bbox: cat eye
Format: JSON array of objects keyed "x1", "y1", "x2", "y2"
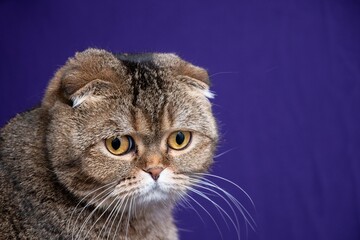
[
  {"x1": 167, "y1": 131, "x2": 192, "y2": 150},
  {"x1": 105, "y1": 135, "x2": 135, "y2": 155}
]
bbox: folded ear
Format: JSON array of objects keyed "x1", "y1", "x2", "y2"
[
  {"x1": 175, "y1": 60, "x2": 215, "y2": 99},
  {"x1": 145, "y1": 53, "x2": 210, "y2": 87},
  {"x1": 69, "y1": 79, "x2": 115, "y2": 108},
  {"x1": 177, "y1": 61, "x2": 210, "y2": 86},
  {"x1": 42, "y1": 48, "x2": 123, "y2": 109}
]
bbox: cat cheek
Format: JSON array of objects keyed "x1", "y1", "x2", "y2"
[{"x1": 81, "y1": 147, "x2": 136, "y2": 182}]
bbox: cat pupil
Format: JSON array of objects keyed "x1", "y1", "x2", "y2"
[
  {"x1": 112, "y1": 138, "x2": 121, "y2": 149},
  {"x1": 176, "y1": 132, "x2": 185, "y2": 145}
]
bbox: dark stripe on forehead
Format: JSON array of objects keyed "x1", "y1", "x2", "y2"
[
  {"x1": 115, "y1": 54, "x2": 164, "y2": 106},
  {"x1": 115, "y1": 53, "x2": 168, "y2": 132}
]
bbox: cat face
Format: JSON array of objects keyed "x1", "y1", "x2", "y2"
[{"x1": 44, "y1": 49, "x2": 218, "y2": 210}]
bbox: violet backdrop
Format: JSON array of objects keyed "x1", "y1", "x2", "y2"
[{"x1": 0, "y1": 0, "x2": 359, "y2": 240}]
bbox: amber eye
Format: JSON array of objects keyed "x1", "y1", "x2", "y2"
[
  {"x1": 105, "y1": 136, "x2": 135, "y2": 155},
  {"x1": 167, "y1": 131, "x2": 192, "y2": 150}
]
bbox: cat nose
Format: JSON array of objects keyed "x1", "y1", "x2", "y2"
[{"x1": 145, "y1": 167, "x2": 164, "y2": 181}]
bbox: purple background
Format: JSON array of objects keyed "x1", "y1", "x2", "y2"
[{"x1": 1, "y1": 1, "x2": 359, "y2": 239}]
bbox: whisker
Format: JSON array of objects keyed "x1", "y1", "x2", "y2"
[
  {"x1": 209, "y1": 71, "x2": 238, "y2": 78},
  {"x1": 187, "y1": 186, "x2": 230, "y2": 229},
  {"x1": 106, "y1": 195, "x2": 128, "y2": 240},
  {"x1": 192, "y1": 173, "x2": 256, "y2": 209},
  {"x1": 93, "y1": 197, "x2": 119, "y2": 238},
  {"x1": 184, "y1": 193, "x2": 224, "y2": 240},
  {"x1": 214, "y1": 148, "x2": 237, "y2": 159},
  {"x1": 113, "y1": 193, "x2": 131, "y2": 240},
  {"x1": 125, "y1": 196, "x2": 135, "y2": 239},
  {"x1": 84, "y1": 194, "x2": 120, "y2": 239},
  {"x1": 188, "y1": 179, "x2": 241, "y2": 239},
  {"x1": 133, "y1": 194, "x2": 138, "y2": 219},
  {"x1": 185, "y1": 185, "x2": 241, "y2": 239},
  {"x1": 75, "y1": 189, "x2": 114, "y2": 240},
  {"x1": 191, "y1": 175, "x2": 257, "y2": 230},
  {"x1": 200, "y1": 177, "x2": 256, "y2": 229},
  {"x1": 72, "y1": 182, "x2": 117, "y2": 239},
  {"x1": 68, "y1": 181, "x2": 116, "y2": 234},
  {"x1": 177, "y1": 190, "x2": 205, "y2": 224}
]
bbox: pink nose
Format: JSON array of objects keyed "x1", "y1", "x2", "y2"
[{"x1": 146, "y1": 167, "x2": 164, "y2": 181}]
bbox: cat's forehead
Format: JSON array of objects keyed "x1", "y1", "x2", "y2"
[
  {"x1": 101, "y1": 54, "x2": 213, "y2": 136},
  {"x1": 115, "y1": 52, "x2": 178, "y2": 87},
  {"x1": 114, "y1": 53, "x2": 175, "y2": 110}
]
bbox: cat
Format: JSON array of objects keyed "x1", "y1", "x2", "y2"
[{"x1": 0, "y1": 48, "x2": 220, "y2": 239}]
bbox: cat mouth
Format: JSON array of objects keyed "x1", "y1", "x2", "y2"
[
  {"x1": 105, "y1": 168, "x2": 187, "y2": 206},
  {"x1": 133, "y1": 170, "x2": 184, "y2": 203}
]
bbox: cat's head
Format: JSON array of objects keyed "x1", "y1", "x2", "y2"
[{"x1": 42, "y1": 48, "x2": 218, "y2": 210}]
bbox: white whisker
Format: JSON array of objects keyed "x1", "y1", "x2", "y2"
[
  {"x1": 209, "y1": 71, "x2": 238, "y2": 78},
  {"x1": 126, "y1": 196, "x2": 135, "y2": 239},
  {"x1": 194, "y1": 176, "x2": 257, "y2": 230},
  {"x1": 113, "y1": 193, "x2": 131, "y2": 240},
  {"x1": 192, "y1": 173, "x2": 256, "y2": 209},
  {"x1": 95, "y1": 195, "x2": 122, "y2": 239},
  {"x1": 214, "y1": 148, "x2": 237, "y2": 159},
  {"x1": 177, "y1": 190, "x2": 205, "y2": 224},
  {"x1": 185, "y1": 186, "x2": 241, "y2": 239},
  {"x1": 71, "y1": 182, "x2": 117, "y2": 239},
  {"x1": 107, "y1": 196, "x2": 128, "y2": 240},
  {"x1": 188, "y1": 179, "x2": 241, "y2": 239},
  {"x1": 75, "y1": 190, "x2": 114, "y2": 240},
  {"x1": 68, "y1": 181, "x2": 116, "y2": 234},
  {"x1": 184, "y1": 193, "x2": 224, "y2": 240}
]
